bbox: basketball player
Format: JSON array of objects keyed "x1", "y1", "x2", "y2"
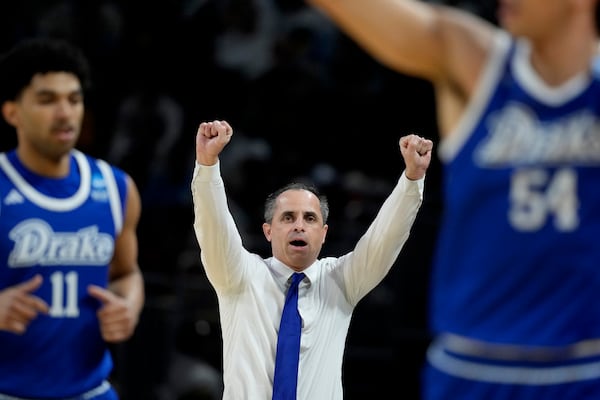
[
  {"x1": 306, "y1": 0, "x2": 600, "y2": 398},
  {"x1": 0, "y1": 38, "x2": 144, "y2": 399}
]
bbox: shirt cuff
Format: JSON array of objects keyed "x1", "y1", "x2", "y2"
[
  {"x1": 192, "y1": 160, "x2": 221, "y2": 182},
  {"x1": 400, "y1": 171, "x2": 425, "y2": 196}
]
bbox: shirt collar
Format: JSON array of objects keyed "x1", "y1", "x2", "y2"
[{"x1": 270, "y1": 257, "x2": 317, "y2": 286}]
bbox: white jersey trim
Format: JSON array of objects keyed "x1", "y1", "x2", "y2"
[{"x1": 0, "y1": 150, "x2": 90, "y2": 212}]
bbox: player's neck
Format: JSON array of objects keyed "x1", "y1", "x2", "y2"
[
  {"x1": 526, "y1": 29, "x2": 597, "y2": 86},
  {"x1": 16, "y1": 146, "x2": 72, "y2": 178}
]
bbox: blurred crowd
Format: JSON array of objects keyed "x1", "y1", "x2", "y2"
[{"x1": 0, "y1": 0, "x2": 495, "y2": 398}]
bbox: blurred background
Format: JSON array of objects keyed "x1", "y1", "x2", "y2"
[{"x1": 0, "y1": 0, "x2": 497, "y2": 398}]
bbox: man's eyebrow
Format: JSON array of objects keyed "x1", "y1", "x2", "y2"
[
  {"x1": 35, "y1": 88, "x2": 83, "y2": 96},
  {"x1": 303, "y1": 211, "x2": 320, "y2": 219}
]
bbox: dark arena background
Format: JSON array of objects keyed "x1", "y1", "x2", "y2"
[{"x1": 0, "y1": 1, "x2": 496, "y2": 399}]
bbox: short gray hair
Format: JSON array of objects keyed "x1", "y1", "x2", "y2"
[{"x1": 263, "y1": 182, "x2": 329, "y2": 224}]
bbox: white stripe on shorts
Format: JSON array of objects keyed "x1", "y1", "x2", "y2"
[{"x1": 0, "y1": 380, "x2": 110, "y2": 400}]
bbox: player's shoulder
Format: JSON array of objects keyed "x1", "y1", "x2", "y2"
[{"x1": 76, "y1": 150, "x2": 128, "y2": 180}]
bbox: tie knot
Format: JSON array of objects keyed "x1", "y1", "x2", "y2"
[{"x1": 290, "y1": 272, "x2": 305, "y2": 287}]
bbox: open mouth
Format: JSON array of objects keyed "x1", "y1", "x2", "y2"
[{"x1": 290, "y1": 240, "x2": 307, "y2": 247}]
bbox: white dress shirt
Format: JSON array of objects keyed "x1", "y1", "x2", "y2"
[{"x1": 191, "y1": 161, "x2": 424, "y2": 400}]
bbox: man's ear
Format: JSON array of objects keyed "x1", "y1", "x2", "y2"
[
  {"x1": 2, "y1": 101, "x2": 17, "y2": 128},
  {"x1": 262, "y1": 222, "x2": 272, "y2": 242}
]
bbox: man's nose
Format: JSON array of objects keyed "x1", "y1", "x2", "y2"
[
  {"x1": 293, "y1": 220, "x2": 305, "y2": 231},
  {"x1": 55, "y1": 99, "x2": 75, "y2": 117}
]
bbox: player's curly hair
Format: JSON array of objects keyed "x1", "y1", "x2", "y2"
[{"x1": 0, "y1": 37, "x2": 92, "y2": 104}]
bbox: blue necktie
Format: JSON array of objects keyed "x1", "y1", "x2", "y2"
[{"x1": 272, "y1": 272, "x2": 305, "y2": 400}]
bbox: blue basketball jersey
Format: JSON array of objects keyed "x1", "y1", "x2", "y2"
[
  {"x1": 426, "y1": 31, "x2": 600, "y2": 391},
  {"x1": 0, "y1": 150, "x2": 127, "y2": 398}
]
